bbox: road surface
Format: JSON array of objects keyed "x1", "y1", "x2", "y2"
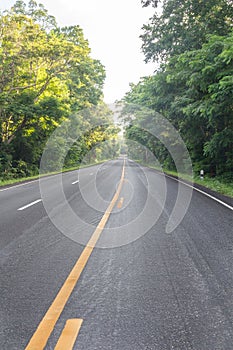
[{"x1": 0, "y1": 158, "x2": 233, "y2": 350}]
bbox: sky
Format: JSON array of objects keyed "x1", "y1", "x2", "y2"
[{"x1": 0, "y1": 0, "x2": 157, "y2": 103}]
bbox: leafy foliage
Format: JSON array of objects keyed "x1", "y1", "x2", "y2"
[
  {"x1": 122, "y1": 0, "x2": 233, "y2": 180},
  {"x1": 141, "y1": 0, "x2": 233, "y2": 62},
  {"x1": 0, "y1": 1, "x2": 118, "y2": 180},
  {"x1": 141, "y1": 0, "x2": 160, "y2": 7}
]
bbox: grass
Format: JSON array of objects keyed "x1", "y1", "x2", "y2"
[
  {"x1": 193, "y1": 177, "x2": 233, "y2": 198},
  {"x1": 135, "y1": 161, "x2": 233, "y2": 198}
]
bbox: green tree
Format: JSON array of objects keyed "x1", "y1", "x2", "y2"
[
  {"x1": 141, "y1": 0, "x2": 233, "y2": 62},
  {"x1": 122, "y1": 31, "x2": 233, "y2": 178},
  {"x1": 166, "y1": 33, "x2": 233, "y2": 176},
  {"x1": 0, "y1": 1, "x2": 106, "y2": 180}
]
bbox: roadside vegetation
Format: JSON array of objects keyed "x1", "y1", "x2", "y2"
[
  {"x1": 134, "y1": 161, "x2": 233, "y2": 198},
  {"x1": 0, "y1": 0, "x2": 119, "y2": 183},
  {"x1": 121, "y1": 0, "x2": 233, "y2": 196}
]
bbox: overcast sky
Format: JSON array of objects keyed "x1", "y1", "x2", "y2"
[{"x1": 0, "y1": 0, "x2": 156, "y2": 103}]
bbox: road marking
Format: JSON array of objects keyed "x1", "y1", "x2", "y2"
[
  {"x1": 0, "y1": 161, "x2": 118, "y2": 192},
  {"x1": 117, "y1": 197, "x2": 124, "y2": 209},
  {"x1": 0, "y1": 165, "x2": 99, "y2": 192},
  {"x1": 135, "y1": 162, "x2": 233, "y2": 211},
  {"x1": 164, "y1": 174, "x2": 233, "y2": 211},
  {"x1": 0, "y1": 179, "x2": 40, "y2": 192},
  {"x1": 0, "y1": 173, "x2": 66, "y2": 192},
  {"x1": 25, "y1": 159, "x2": 125, "y2": 350},
  {"x1": 17, "y1": 199, "x2": 42, "y2": 211},
  {"x1": 72, "y1": 180, "x2": 79, "y2": 185},
  {"x1": 54, "y1": 319, "x2": 83, "y2": 350},
  {"x1": 89, "y1": 173, "x2": 94, "y2": 176}
]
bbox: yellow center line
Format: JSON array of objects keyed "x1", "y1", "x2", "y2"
[
  {"x1": 25, "y1": 159, "x2": 125, "y2": 350},
  {"x1": 54, "y1": 319, "x2": 83, "y2": 350}
]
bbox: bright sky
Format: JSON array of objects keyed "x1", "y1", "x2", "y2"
[{"x1": 0, "y1": 0, "x2": 156, "y2": 103}]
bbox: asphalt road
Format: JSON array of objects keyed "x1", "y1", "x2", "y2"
[{"x1": 0, "y1": 158, "x2": 233, "y2": 350}]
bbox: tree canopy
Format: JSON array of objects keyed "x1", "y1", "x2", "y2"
[
  {"x1": 122, "y1": 0, "x2": 233, "y2": 180},
  {"x1": 141, "y1": 0, "x2": 233, "y2": 62},
  {"x1": 0, "y1": 1, "x2": 118, "y2": 180}
]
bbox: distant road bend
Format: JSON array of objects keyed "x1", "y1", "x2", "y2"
[{"x1": 0, "y1": 157, "x2": 233, "y2": 350}]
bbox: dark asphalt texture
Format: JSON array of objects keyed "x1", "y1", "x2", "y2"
[{"x1": 0, "y1": 158, "x2": 233, "y2": 350}]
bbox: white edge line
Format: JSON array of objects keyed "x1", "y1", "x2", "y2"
[
  {"x1": 0, "y1": 179, "x2": 41, "y2": 192},
  {"x1": 0, "y1": 166, "x2": 98, "y2": 192},
  {"x1": 163, "y1": 173, "x2": 233, "y2": 211},
  {"x1": 0, "y1": 170, "x2": 80, "y2": 192},
  {"x1": 17, "y1": 199, "x2": 42, "y2": 211}
]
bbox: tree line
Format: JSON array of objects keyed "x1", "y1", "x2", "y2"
[
  {"x1": 0, "y1": 0, "x2": 119, "y2": 180},
  {"x1": 122, "y1": 0, "x2": 233, "y2": 180}
]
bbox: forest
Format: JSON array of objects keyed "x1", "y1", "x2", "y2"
[
  {"x1": 0, "y1": 0, "x2": 119, "y2": 181},
  {"x1": 122, "y1": 0, "x2": 233, "y2": 183}
]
